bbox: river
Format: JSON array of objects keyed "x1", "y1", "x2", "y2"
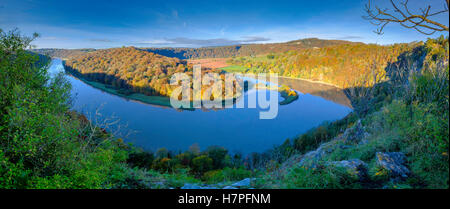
[{"x1": 48, "y1": 59, "x2": 352, "y2": 154}]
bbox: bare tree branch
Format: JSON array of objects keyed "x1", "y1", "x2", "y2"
[{"x1": 363, "y1": 0, "x2": 449, "y2": 35}]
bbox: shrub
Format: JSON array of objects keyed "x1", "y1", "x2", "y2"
[
  {"x1": 293, "y1": 113, "x2": 357, "y2": 154},
  {"x1": 285, "y1": 165, "x2": 362, "y2": 189},
  {"x1": 202, "y1": 167, "x2": 252, "y2": 184},
  {"x1": 192, "y1": 155, "x2": 213, "y2": 174},
  {"x1": 205, "y1": 146, "x2": 228, "y2": 169},
  {"x1": 127, "y1": 150, "x2": 155, "y2": 169},
  {"x1": 155, "y1": 148, "x2": 169, "y2": 159},
  {"x1": 0, "y1": 28, "x2": 128, "y2": 188},
  {"x1": 373, "y1": 99, "x2": 448, "y2": 188}
]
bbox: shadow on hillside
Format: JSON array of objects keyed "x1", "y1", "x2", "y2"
[
  {"x1": 338, "y1": 48, "x2": 422, "y2": 116},
  {"x1": 277, "y1": 77, "x2": 353, "y2": 108}
]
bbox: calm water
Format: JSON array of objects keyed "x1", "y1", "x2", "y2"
[{"x1": 49, "y1": 59, "x2": 352, "y2": 154}]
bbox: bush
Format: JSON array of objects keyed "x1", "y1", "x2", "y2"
[
  {"x1": 127, "y1": 150, "x2": 155, "y2": 169},
  {"x1": 285, "y1": 165, "x2": 362, "y2": 189},
  {"x1": 202, "y1": 167, "x2": 253, "y2": 184},
  {"x1": 155, "y1": 148, "x2": 169, "y2": 159},
  {"x1": 370, "y1": 99, "x2": 448, "y2": 188},
  {"x1": 0, "y1": 28, "x2": 128, "y2": 188},
  {"x1": 192, "y1": 155, "x2": 213, "y2": 174},
  {"x1": 293, "y1": 113, "x2": 357, "y2": 154},
  {"x1": 205, "y1": 146, "x2": 228, "y2": 169}
]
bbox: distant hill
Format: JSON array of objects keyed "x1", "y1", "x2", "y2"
[
  {"x1": 143, "y1": 38, "x2": 359, "y2": 59},
  {"x1": 226, "y1": 42, "x2": 415, "y2": 88},
  {"x1": 31, "y1": 48, "x2": 97, "y2": 59},
  {"x1": 32, "y1": 38, "x2": 358, "y2": 60}
]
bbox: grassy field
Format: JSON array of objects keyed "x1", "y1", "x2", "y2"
[
  {"x1": 219, "y1": 65, "x2": 249, "y2": 73},
  {"x1": 219, "y1": 56, "x2": 275, "y2": 74}
]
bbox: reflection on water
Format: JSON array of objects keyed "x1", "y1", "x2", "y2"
[
  {"x1": 49, "y1": 59, "x2": 352, "y2": 154},
  {"x1": 278, "y1": 77, "x2": 352, "y2": 108}
]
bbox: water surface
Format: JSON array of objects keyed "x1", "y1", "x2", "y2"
[{"x1": 49, "y1": 59, "x2": 352, "y2": 153}]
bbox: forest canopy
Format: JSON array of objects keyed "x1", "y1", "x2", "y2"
[
  {"x1": 64, "y1": 47, "x2": 243, "y2": 101},
  {"x1": 34, "y1": 38, "x2": 357, "y2": 60},
  {"x1": 227, "y1": 43, "x2": 416, "y2": 88},
  {"x1": 143, "y1": 38, "x2": 358, "y2": 59}
]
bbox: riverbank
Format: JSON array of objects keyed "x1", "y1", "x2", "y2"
[
  {"x1": 66, "y1": 66, "x2": 300, "y2": 107},
  {"x1": 67, "y1": 72, "x2": 245, "y2": 110},
  {"x1": 277, "y1": 75, "x2": 342, "y2": 89},
  {"x1": 55, "y1": 58, "x2": 352, "y2": 154},
  {"x1": 69, "y1": 75, "x2": 174, "y2": 108},
  {"x1": 279, "y1": 88, "x2": 299, "y2": 105},
  {"x1": 252, "y1": 83, "x2": 299, "y2": 105}
]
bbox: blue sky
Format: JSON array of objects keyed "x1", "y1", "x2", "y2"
[{"x1": 0, "y1": 0, "x2": 448, "y2": 48}]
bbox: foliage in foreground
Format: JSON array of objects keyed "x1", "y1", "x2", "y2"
[
  {"x1": 1, "y1": 28, "x2": 448, "y2": 189},
  {"x1": 0, "y1": 29, "x2": 130, "y2": 188},
  {"x1": 0, "y1": 29, "x2": 257, "y2": 189}
]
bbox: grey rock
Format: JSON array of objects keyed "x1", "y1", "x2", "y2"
[
  {"x1": 358, "y1": 139, "x2": 369, "y2": 145},
  {"x1": 181, "y1": 183, "x2": 203, "y2": 189},
  {"x1": 297, "y1": 120, "x2": 369, "y2": 169},
  {"x1": 201, "y1": 186, "x2": 219, "y2": 189},
  {"x1": 376, "y1": 152, "x2": 410, "y2": 179},
  {"x1": 342, "y1": 120, "x2": 369, "y2": 143},
  {"x1": 150, "y1": 181, "x2": 165, "y2": 189},
  {"x1": 339, "y1": 145, "x2": 354, "y2": 149},
  {"x1": 231, "y1": 178, "x2": 252, "y2": 187},
  {"x1": 298, "y1": 140, "x2": 338, "y2": 168},
  {"x1": 216, "y1": 182, "x2": 226, "y2": 187},
  {"x1": 181, "y1": 183, "x2": 221, "y2": 189},
  {"x1": 329, "y1": 159, "x2": 368, "y2": 179}
]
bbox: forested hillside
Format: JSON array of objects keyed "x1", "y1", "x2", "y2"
[
  {"x1": 1, "y1": 27, "x2": 448, "y2": 189},
  {"x1": 64, "y1": 47, "x2": 243, "y2": 101},
  {"x1": 250, "y1": 36, "x2": 449, "y2": 189},
  {"x1": 0, "y1": 29, "x2": 129, "y2": 188},
  {"x1": 143, "y1": 38, "x2": 357, "y2": 59},
  {"x1": 31, "y1": 38, "x2": 356, "y2": 60},
  {"x1": 226, "y1": 43, "x2": 415, "y2": 88},
  {"x1": 0, "y1": 29, "x2": 254, "y2": 189},
  {"x1": 31, "y1": 48, "x2": 96, "y2": 59}
]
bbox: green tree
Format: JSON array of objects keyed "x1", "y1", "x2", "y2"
[
  {"x1": 192, "y1": 155, "x2": 213, "y2": 174},
  {"x1": 0, "y1": 28, "x2": 126, "y2": 189},
  {"x1": 155, "y1": 148, "x2": 169, "y2": 159},
  {"x1": 206, "y1": 146, "x2": 228, "y2": 169}
]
